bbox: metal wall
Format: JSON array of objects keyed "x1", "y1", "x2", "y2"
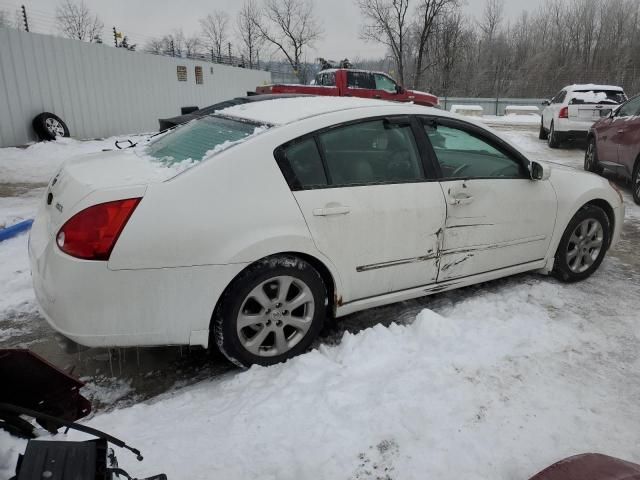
[
  {"x1": 439, "y1": 97, "x2": 547, "y2": 116},
  {"x1": 0, "y1": 28, "x2": 271, "y2": 147}
]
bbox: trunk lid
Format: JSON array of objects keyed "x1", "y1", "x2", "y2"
[{"x1": 33, "y1": 150, "x2": 163, "y2": 252}]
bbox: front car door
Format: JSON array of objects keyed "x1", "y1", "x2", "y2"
[
  {"x1": 275, "y1": 117, "x2": 446, "y2": 303},
  {"x1": 614, "y1": 96, "x2": 640, "y2": 176},
  {"x1": 420, "y1": 117, "x2": 557, "y2": 282}
]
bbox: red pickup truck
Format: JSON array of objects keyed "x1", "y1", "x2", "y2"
[{"x1": 256, "y1": 69, "x2": 439, "y2": 107}]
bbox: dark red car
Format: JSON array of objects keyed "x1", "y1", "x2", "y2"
[{"x1": 585, "y1": 94, "x2": 640, "y2": 204}]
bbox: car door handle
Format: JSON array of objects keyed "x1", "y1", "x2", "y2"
[
  {"x1": 618, "y1": 129, "x2": 626, "y2": 134},
  {"x1": 313, "y1": 206, "x2": 351, "y2": 216}
]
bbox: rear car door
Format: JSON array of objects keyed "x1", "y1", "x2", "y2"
[
  {"x1": 276, "y1": 117, "x2": 446, "y2": 303},
  {"x1": 420, "y1": 117, "x2": 557, "y2": 282}
]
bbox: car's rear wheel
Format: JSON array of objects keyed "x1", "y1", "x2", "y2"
[
  {"x1": 539, "y1": 120, "x2": 548, "y2": 140},
  {"x1": 633, "y1": 159, "x2": 640, "y2": 205},
  {"x1": 553, "y1": 205, "x2": 610, "y2": 283},
  {"x1": 548, "y1": 122, "x2": 560, "y2": 148},
  {"x1": 212, "y1": 255, "x2": 327, "y2": 368},
  {"x1": 584, "y1": 137, "x2": 604, "y2": 175}
]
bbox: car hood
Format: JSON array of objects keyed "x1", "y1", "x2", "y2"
[{"x1": 407, "y1": 89, "x2": 439, "y2": 106}]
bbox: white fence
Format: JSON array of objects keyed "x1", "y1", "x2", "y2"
[{"x1": 0, "y1": 28, "x2": 271, "y2": 147}]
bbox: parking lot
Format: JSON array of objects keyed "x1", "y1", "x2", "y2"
[{"x1": 1, "y1": 122, "x2": 640, "y2": 478}]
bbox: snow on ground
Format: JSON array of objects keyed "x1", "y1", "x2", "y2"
[
  {"x1": 0, "y1": 136, "x2": 144, "y2": 185},
  {"x1": 1, "y1": 126, "x2": 640, "y2": 479}
]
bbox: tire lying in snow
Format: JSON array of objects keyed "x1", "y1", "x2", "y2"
[{"x1": 32, "y1": 112, "x2": 70, "y2": 141}]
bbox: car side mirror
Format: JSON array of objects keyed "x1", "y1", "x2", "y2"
[
  {"x1": 531, "y1": 161, "x2": 551, "y2": 181},
  {"x1": 542, "y1": 100, "x2": 551, "y2": 106},
  {"x1": 396, "y1": 85, "x2": 404, "y2": 94}
]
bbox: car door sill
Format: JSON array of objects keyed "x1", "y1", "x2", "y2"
[{"x1": 336, "y1": 258, "x2": 547, "y2": 318}]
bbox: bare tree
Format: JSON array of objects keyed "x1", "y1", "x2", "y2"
[
  {"x1": 55, "y1": 0, "x2": 104, "y2": 42},
  {"x1": 144, "y1": 38, "x2": 165, "y2": 55},
  {"x1": 184, "y1": 35, "x2": 203, "y2": 58},
  {"x1": 479, "y1": 0, "x2": 504, "y2": 41},
  {"x1": 254, "y1": 0, "x2": 323, "y2": 81},
  {"x1": 200, "y1": 10, "x2": 229, "y2": 59},
  {"x1": 237, "y1": 0, "x2": 264, "y2": 68},
  {"x1": 412, "y1": 0, "x2": 459, "y2": 88},
  {"x1": 356, "y1": 0, "x2": 410, "y2": 85}
]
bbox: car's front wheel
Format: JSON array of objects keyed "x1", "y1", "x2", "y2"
[
  {"x1": 584, "y1": 137, "x2": 604, "y2": 175},
  {"x1": 212, "y1": 255, "x2": 327, "y2": 368},
  {"x1": 553, "y1": 205, "x2": 610, "y2": 282}
]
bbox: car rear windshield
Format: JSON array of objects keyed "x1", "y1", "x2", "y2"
[
  {"x1": 570, "y1": 90, "x2": 626, "y2": 105},
  {"x1": 145, "y1": 116, "x2": 266, "y2": 165}
]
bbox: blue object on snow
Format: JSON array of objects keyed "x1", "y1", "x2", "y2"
[{"x1": 0, "y1": 219, "x2": 34, "y2": 242}]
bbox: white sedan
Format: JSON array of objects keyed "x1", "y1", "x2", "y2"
[{"x1": 29, "y1": 97, "x2": 624, "y2": 367}]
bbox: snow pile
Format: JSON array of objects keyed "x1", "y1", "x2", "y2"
[
  {"x1": 481, "y1": 114, "x2": 541, "y2": 126},
  {"x1": 505, "y1": 105, "x2": 540, "y2": 115},
  {"x1": 450, "y1": 105, "x2": 484, "y2": 116},
  {"x1": 0, "y1": 136, "x2": 147, "y2": 185},
  {"x1": 3, "y1": 279, "x2": 640, "y2": 479},
  {"x1": 0, "y1": 233, "x2": 36, "y2": 316}
]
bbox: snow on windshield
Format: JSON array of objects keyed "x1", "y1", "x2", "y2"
[
  {"x1": 571, "y1": 90, "x2": 624, "y2": 104},
  {"x1": 144, "y1": 116, "x2": 267, "y2": 166}
]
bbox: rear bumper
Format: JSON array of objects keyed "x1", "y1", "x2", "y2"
[
  {"x1": 29, "y1": 224, "x2": 246, "y2": 349},
  {"x1": 555, "y1": 118, "x2": 594, "y2": 135}
]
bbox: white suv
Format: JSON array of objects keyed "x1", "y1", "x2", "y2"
[{"x1": 540, "y1": 84, "x2": 626, "y2": 148}]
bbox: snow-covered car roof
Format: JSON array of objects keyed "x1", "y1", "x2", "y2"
[
  {"x1": 565, "y1": 84, "x2": 624, "y2": 92},
  {"x1": 217, "y1": 96, "x2": 420, "y2": 126}
]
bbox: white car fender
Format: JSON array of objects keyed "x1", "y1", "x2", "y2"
[{"x1": 542, "y1": 165, "x2": 623, "y2": 272}]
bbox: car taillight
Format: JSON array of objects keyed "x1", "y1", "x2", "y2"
[
  {"x1": 559, "y1": 107, "x2": 569, "y2": 118},
  {"x1": 56, "y1": 198, "x2": 141, "y2": 261}
]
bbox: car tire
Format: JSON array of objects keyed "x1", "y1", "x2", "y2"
[
  {"x1": 553, "y1": 205, "x2": 610, "y2": 283},
  {"x1": 633, "y1": 159, "x2": 640, "y2": 206},
  {"x1": 32, "y1": 112, "x2": 70, "y2": 141},
  {"x1": 584, "y1": 137, "x2": 604, "y2": 175},
  {"x1": 539, "y1": 120, "x2": 548, "y2": 140},
  {"x1": 548, "y1": 122, "x2": 560, "y2": 148},
  {"x1": 212, "y1": 255, "x2": 327, "y2": 368}
]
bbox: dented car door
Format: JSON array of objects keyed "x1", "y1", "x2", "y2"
[{"x1": 421, "y1": 117, "x2": 557, "y2": 282}]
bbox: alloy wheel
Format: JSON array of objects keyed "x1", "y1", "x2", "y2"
[
  {"x1": 236, "y1": 275, "x2": 315, "y2": 357},
  {"x1": 566, "y1": 218, "x2": 604, "y2": 274},
  {"x1": 45, "y1": 117, "x2": 65, "y2": 137},
  {"x1": 585, "y1": 142, "x2": 594, "y2": 170}
]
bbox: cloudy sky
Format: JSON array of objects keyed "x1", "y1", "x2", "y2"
[{"x1": 13, "y1": 0, "x2": 545, "y2": 60}]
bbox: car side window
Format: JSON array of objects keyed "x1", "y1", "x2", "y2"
[
  {"x1": 283, "y1": 138, "x2": 328, "y2": 189},
  {"x1": 556, "y1": 91, "x2": 567, "y2": 104},
  {"x1": 374, "y1": 74, "x2": 397, "y2": 92},
  {"x1": 317, "y1": 120, "x2": 424, "y2": 187},
  {"x1": 347, "y1": 71, "x2": 375, "y2": 90},
  {"x1": 616, "y1": 96, "x2": 640, "y2": 117},
  {"x1": 424, "y1": 121, "x2": 525, "y2": 180}
]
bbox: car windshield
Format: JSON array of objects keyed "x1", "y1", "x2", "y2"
[
  {"x1": 145, "y1": 116, "x2": 266, "y2": 165},
  {"x1": 570, "y1": 90, "x2": 626, "y2": 105}
]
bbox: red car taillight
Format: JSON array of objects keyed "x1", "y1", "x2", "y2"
[
  {"x1": 56, "y1": 198, "x2": 141, "y2": 261},
  {"x1": 559, "y1": 106, "x2": 569, "y2": 118}
]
